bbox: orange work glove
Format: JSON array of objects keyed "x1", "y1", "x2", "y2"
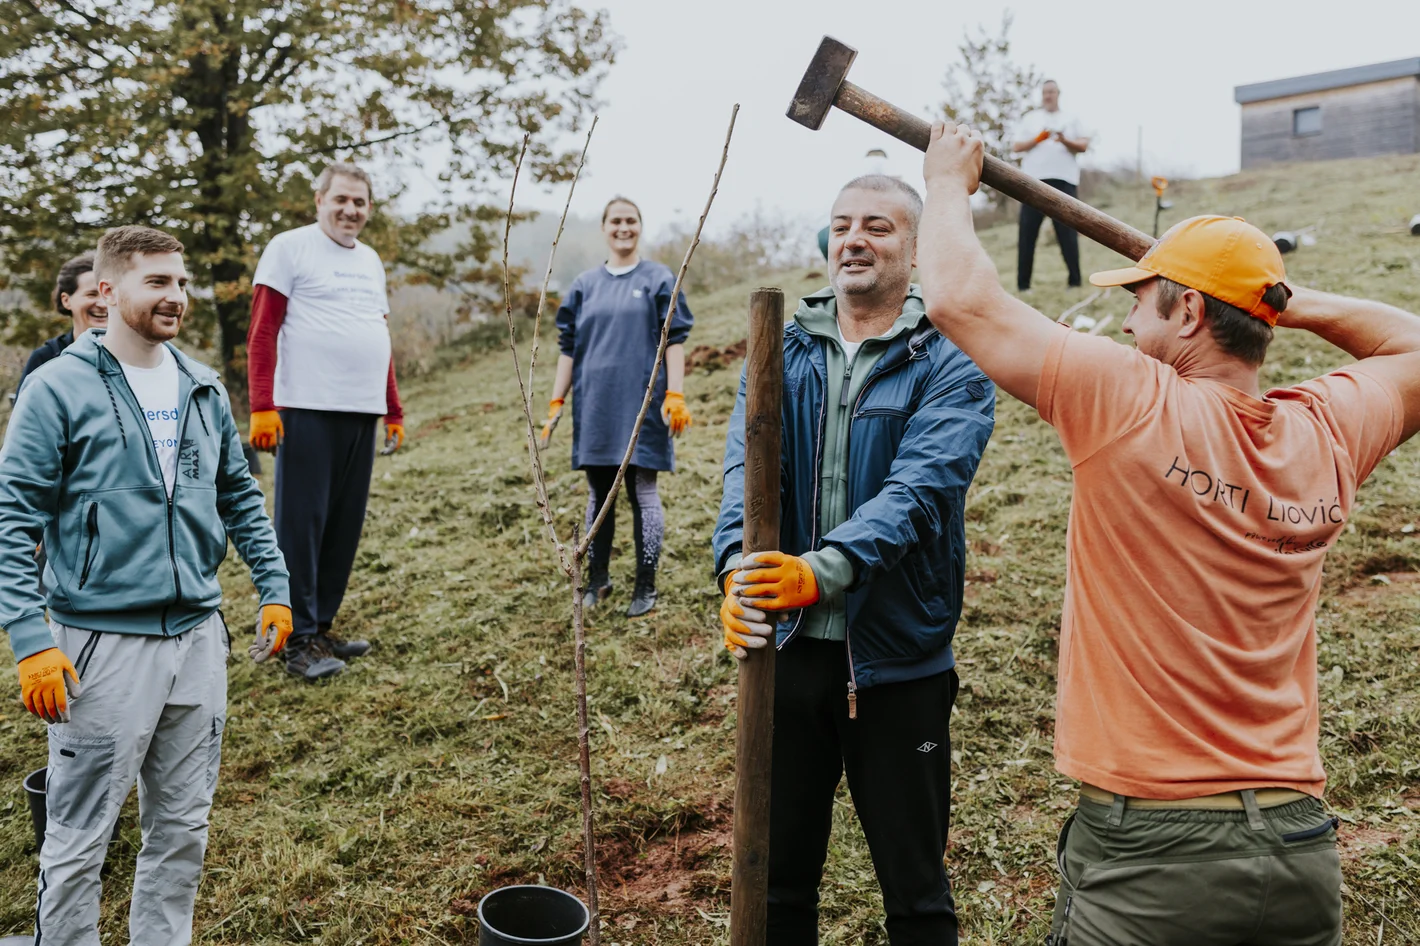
[
  {"x1": 662, "y1": 391, "x2": 693, "y2": 437},
  {"x1": 539, "y1": 398, "x2": 565, "y2": 449},
  {"x1": 731, "y1": 551, "x2": 821, "y2": 611},
  {"x1": 719, "y1": 569, "x2": 773, "y2": 660},
  {"x1": 383, "y1": 422, "x2": 404, "y2": 454},
  {"x1": 18, "y1": 648, "x2": 81, "y2": 724},
  {"x1": 249, "y1": 410, "x2": 284, "y2": 453},
  {"x1": 249, "y1": 604, "x2": 294, "y2": 663}
]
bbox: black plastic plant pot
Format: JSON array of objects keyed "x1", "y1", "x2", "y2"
[
  {"x1": 22, "y1": 766, "x2": 119, "y2": 853},
  {"x1": 23, "y1": 768, "x2": 46, "y2": 852},
  {"x1": 478, "y1": 886, "x2": 589, "y2": 945}
]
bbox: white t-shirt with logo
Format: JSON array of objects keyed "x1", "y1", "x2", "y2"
[
  {"x1": 253, "y1": 223, "x2": 392, "y2": 415},
  {"x1": 120, "y1": 345, "x2": 181, "y2": 496},
  {"x1": 1013, "y1": 108, "x2": 1091, "y2": 186}
]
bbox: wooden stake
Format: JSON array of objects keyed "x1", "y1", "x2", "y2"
[{"x1": 730, "y1": 288, "x2": 784, "y2": 946}]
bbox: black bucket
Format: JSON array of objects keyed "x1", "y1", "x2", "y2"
[
  {"x1": 23, "y1": 768, "x2": 47, "y2": 852},
  {"x1": 478, "y1": 886, "x2": 589, "y2": 945},
  {"x1": 22, "y1": 766, "x2": 120, "y2": 853}
]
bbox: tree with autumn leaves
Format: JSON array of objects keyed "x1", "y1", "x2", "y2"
[{"x1": 0, "y1": 0, "x2": 615, "y2": 400}]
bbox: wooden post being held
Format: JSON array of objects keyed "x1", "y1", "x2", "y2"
[{"x1": 729, "y1": 288, "x2": 784, "y2": 946}]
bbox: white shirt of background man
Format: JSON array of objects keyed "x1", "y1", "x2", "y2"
[
  {"x1": 252, "y1": 223, "x2": 392, "y2": 415},
  {"x1": 119, "y1": 344, "x2": 181, "y2": 495},
  {"x1": 1013, "y1": 109, "x2": 1091, "y2": 186}
]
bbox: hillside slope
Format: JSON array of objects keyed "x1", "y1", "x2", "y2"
[{"x1": 1, "y1": 154, "x2": 1418, "y2": 943}]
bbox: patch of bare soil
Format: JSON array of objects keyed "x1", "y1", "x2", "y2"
[
  {"x1": 599, "y1": 800, "x2": 733, "y2": 913},
  {"x1": 1334, "y1": 571, "x2": 1420, "y2": 604},
  {"x1": 686, "y1": 339, "x2": 747, "y2": 372},
  {"x1": 1338, "y1": 826, "x2": 1402, "y2": 861}
]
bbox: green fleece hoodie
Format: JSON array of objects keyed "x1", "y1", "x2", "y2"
[
  {"x1": 792, "y1": 285, "x2": 928, "y2": 641},
  {"x1": 0, "y1": 331, "x2": 289, "y2": 662}
]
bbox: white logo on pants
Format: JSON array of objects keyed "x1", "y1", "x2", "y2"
[{"x1": 917, "y1": 742, "x2": 938, "y2": 753}]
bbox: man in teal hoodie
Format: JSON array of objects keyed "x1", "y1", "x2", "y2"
[{"x1": 0, "y1": 225, "x2": 292, "y2": 946}]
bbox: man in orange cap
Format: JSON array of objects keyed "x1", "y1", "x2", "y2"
[{"x1": 916, "y1": 121, "x2": 1420, "y2": 944}]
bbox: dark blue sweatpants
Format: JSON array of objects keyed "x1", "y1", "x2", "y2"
[{"x1": 274, "y1": 409, "x2": 378, "y2": 638}]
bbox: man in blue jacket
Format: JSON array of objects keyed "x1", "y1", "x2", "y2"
[
  {"x1": 0, "y1": 225, "x2": 292, "y2": 946},
  {"x1": 714, "y1": 175, "x2": 995, "y2": 945}
]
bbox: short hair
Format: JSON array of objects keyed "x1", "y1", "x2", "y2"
[
  {"x1": 94, "y1": 226, "x2": 184, "y2": 282},
  {"x1": 1043, "y1": 79, "x2": 1059, "y2": 88},
  {"x1": 837, "y1": 175, "x2": 923, "y2": 233},
  {"x1": 1151, "y1": 277, "x2": 1287, "y2": 367},
  {"x1": 53, "y1": 252, "x2": 96, "y2": 315},
  {"x1": 601, "y1": 196, "x2": 641, "y2": 224},
  {"x1": 315, "y1": 162, "x2": 373, "y2": 198}
]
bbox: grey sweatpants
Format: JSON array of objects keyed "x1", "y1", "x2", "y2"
[{"x1": 37, "y1": 612, "x2": 229, "y2": 946}]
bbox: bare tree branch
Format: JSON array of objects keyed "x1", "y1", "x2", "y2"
[
  {"x1": 569, "y1": 523, "x2": 601, "y2": 945},
  {"x1": 577, "y1": 102, "x2": 740, "y2": 557},
  {"x1": 527, "y1": 117, "x2": 597, "y2": 394},
  {"x1": 498, "y1": 135, "x2": 568, "y2": 567}
]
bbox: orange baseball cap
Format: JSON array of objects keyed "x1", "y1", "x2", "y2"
[{"x1": 1089, "y1": 215, "x2": 1291, "y2": 326}]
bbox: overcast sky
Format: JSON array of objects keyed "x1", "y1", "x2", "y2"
[{"x1": 411, "y1": 0, "x2": 1420, "y2": 239}]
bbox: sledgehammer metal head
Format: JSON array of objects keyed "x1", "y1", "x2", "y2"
[
  {"x1": 786, "y1": 35, "x2": 1155, "y2": 262},
  {"x1": 787, "y1": 37, "x2": 858, "y2": 131}
]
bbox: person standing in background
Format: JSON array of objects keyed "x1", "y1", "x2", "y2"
[
  {"x1": 1012, "y1": 80, "x2": 1091, "y2": 291},
  {"x1": 16, "y1": 252, "x2": 108, "y2": 394},
  {"x1": 246, "y1": 162, "x2": 404, "y2": 681},
  {"x1": 541, "y1": 196, "x2": 694, "y2": 618}
]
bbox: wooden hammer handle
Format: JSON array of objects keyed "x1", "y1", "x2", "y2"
[{"x1": 836, "y1": 81, "x2": 1155, "y2": 262}]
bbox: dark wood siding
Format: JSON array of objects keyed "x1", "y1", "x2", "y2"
[{"x1": 1240, "y1": 77, "x2": 1419, "y2": 168}]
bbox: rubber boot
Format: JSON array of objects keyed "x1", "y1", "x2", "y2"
[
  {"x1": 626, "y1": 564, "x2": 658, "y2": 618},
  {"x1": 582, "y1": 557, "x2": 612, "y2": 611}
]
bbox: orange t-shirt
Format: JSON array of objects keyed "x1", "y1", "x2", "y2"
[{"x1": 1037, "y1": 330, "x2": 1404, "y2": 799}]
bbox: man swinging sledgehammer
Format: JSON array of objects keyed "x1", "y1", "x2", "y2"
[{"x1": 918, "y1": 121, "x2": 1420, "y2": 945}]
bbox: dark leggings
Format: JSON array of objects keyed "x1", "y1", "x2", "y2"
[{"x1": 583, "y1": 465, "x2": 663, "y2": 580}]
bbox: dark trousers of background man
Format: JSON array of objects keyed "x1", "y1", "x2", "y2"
[
  {"x1": 768, "y1": 637, "x2": 961, "y2": 946},
  {"x1": 1018, "y1": 178, "x2": 1082, "y2": 290},
  {"x1": 275, "y1": 409, "x2": 378, "y2": 639}
]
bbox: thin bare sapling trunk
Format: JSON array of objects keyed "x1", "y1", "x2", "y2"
[{"x1": 499, "y1": 106, "x2": 740, "y2": 945}]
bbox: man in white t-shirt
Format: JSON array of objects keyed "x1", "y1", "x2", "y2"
[
  {"x1": 246, "y1": 162, "x2": 404, "y2": 681},
  {"x1": 1012, "y1": 80, "x2": 1092, "y2": 291}
]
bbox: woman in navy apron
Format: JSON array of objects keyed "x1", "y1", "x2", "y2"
[{"x1": 542, "y1": 197, "x2": 694, "y2": 617}]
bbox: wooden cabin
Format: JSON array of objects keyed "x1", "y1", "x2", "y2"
[{"x1": 1234, "y1": 58, "x2": 1420, "y2": 168}]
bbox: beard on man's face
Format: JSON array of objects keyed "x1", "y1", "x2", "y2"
[{"x1": 120, "y1": 300, "x2": 185, "y2": 343}]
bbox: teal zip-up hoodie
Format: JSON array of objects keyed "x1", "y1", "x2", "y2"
[{"x1": 0, "y1": 332, "x2": 290, "y2": 661}]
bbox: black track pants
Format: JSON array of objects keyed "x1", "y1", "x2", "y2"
[
  {"x1": 768, "y1": 637, "x2": 960, "y2": 945},
  {"x1": 275, "y1": 409, "x2": 378, "y2": 638},
  {"x1": 583, "y1": 465, "x2": 663, "y2": 579},
  {"x1": 1018, "y1": 178, "x2": 1082, "y2": 290}
]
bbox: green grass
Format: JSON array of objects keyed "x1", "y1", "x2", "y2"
[{"x1": 2, "y1": 153, "x2": 1419, "y2": 943}]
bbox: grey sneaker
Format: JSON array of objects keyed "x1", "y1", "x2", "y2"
[{"x1": 282, "y1": 636, "x2": 346, "y2": 681}]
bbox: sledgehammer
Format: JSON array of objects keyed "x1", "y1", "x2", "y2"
[{"x1": 788, "y1": 36, "x2": 1155, "y2": 262}]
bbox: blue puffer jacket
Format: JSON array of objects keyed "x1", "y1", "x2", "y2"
[{"x1": 713, "y1": 301, "x2": 995, "y2": 692}]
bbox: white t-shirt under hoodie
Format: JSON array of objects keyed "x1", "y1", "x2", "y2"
[
  {"x1": 252, "y1": 224, "x2": 392, "y2": 415},
  {"x1": 119, "y1": 345, "x2": 181, "y2": 496}
]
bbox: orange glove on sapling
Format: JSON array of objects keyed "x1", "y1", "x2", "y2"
[
  {"x1": 719, "y1": 569, "x2": 773, "y2": 660},
  {"x1": 18, "y1": 647, "x2": 81, "y2": 724},
  {"x1": 250, "y1": 410, "x2": 284, "y2": 452},
  {"x1": 662, "y1": 392, "x2": 693, "y2": 437},
  {"x1": 731, "y1": 551, "x2": 821, "y2": 611}
]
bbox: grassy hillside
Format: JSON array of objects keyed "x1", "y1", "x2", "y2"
[{"x1": 1, "y1": 153, "x2": 1418, "y2": 943}]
